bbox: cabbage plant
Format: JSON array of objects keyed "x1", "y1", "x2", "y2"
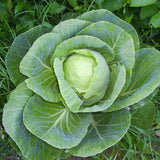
[{"x1": 3, "y1": 9, "x2": 160, "y2": 160}]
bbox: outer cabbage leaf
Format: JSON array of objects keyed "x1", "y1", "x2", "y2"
[
  {"x1": 52, "y1": 19, "x2": 91, "y2": 40},
  {"x1": 23, "y1": 94, "x2": 92, "y2": 149},
  {"x1": 20, "y1": 33, "x2": 62, "y2": 103},
  {"x1": 107, "y1": 48, "x2": 160, "y2": 112},
  {"x1": 5, "y1": 26, "x2": 51, "y2": 86},
  {"x1": 77, "y1": 9, "x2": 139, "y2": 51},
  {"x1": 69, "y1": 108, "x2": 131, "y2": 157},
  {"x1": 2, "y1": 83, "x2": 62, "y2": 160}
]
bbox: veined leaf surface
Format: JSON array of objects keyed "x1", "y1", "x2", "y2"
[
  {"x1": 23, "y1": 95, "x2": 92, "y2": 149},
  {"x1": 69, "y1": 109, "x2": 131, "y2": 157},
  {"x1": 3, "y1": 83, "x2": 62, "y2": 160}
]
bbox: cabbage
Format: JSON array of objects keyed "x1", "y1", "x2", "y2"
[{"x1": 3, "y1": 9, "x2": 160, "y2": 160}]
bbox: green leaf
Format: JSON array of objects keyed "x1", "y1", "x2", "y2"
[
  {"x1": 69, "y1": 109, "x2": 131, "y2": 157},
  {"x1": 2, "y1": 83, "x2": 62, "y2": 160},
  {"x1": 52, "y1": 35, "x2": 114, "y2": 62},
  {"x1": 48, "y1": 2, "x2": 65, "y2": 15},
  {"x1": 23, "y1": 95, "x2": 92, "y2": 149},
  {"x1": 107, "y1": 48, "x2": 160, "y2": 112},
  {"x1": 79, "y1": 64, "x2": 126, "y2": 112},
  {"x1": 6, "y1": 26, "x2": 51, "y2": 86},
  {"x1": 150, "y1": 11, "x2": 160, "y2": 28},
  {"x1": 52, "y1": 19, "x2": 91, "y2": 41},
  {"x1": 77, "y1": 9, "x2": 139, "y2": 51},
  {"x1": 77, "y1": 21, "x2": 135, "y2": 75},
  {"x1": 130, "y1": 0, "x2": 157, "y2": 7},
  {"x1": 20, "y1": 33, "x2": 62, "y2": 103},
  {"x1": 140, "y1": 3, "x2": 159, "y2": 20},
  {"x1": 95, "y1": 0, "x2": 125, "y2": 11},
  {"x1": 67, "y1": 0, "x2": 79, "y2": 8},
  {"x1": 54, "y1": 58, "x2": 83, "y2": 112},
  {"x1": 131, "y1": 99, "x2": 155, "y2": 130}
]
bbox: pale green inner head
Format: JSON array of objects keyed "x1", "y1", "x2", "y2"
[{"x1": 64, "y1": 54, "x2": 96, "y2": 93}]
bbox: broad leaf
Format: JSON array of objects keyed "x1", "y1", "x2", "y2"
[
  {"x1": 107, "y1": 48, "x2": 160, "y2": 112},
  {"x1": 20, "y1": 33, "x2": 62, "y2": 102},
  {"x1": 52, "y1": 35, "x2": 114, "y2": 62},
  {"x1": 52, "y1": 19, "x2": 91, "y2": 40},
  {"x1": 77, "y1": 21, "x2": 135, "y2": 76},
  {"x1": 6, "y1": 26, "x2": 51, "y2": 86},
  {"x1": 69, "y1": 109, "x2": 131, "y2": 157},
  {"x1": 150, "y1": 11, "x2": 160, "y2": 28},
  {"x1": 77, "y1": 9, "x2": 139, "y2": 51},
  {"x1": 23, "y1": 95, "x2": 92, "y2": 149},
  {"x1": 54, "y1": 58, "x2": 83, "y2": 112},
  {"x1": 140, "y1": 3, "x2": 159, "y2": 20},
  {"x1": 2, "y1": 83, "x2": 62, "y2": 160},
  {"x1": 131, "y1": 99, "x2": 155, "y2": 130},
  {"x1": 95, "y1": 0, "x2": 125, "y2": 11},
  {"x1": 130, "y1": 0, "x2": 157, "y2": 7},
  {"x1": 79, "y1": 64, "x2": 126, "y2": 112}
]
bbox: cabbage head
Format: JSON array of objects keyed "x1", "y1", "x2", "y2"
[{"x1": 3, "y1": 9, "x2": 160, "y2": 160}]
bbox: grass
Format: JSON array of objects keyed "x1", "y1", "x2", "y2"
[{"x1": 0, "y1": 0, "x2": 160, "y2": 159}]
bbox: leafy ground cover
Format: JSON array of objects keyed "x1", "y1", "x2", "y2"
[{"x1": 0, "y1": 0, "x2": 160, "y2": 159}]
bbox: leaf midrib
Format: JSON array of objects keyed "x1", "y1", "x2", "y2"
[
  {"x1": 91, "y1": 115, "x2": 107, "y2": 146},
  {"x1": 42, "y1": 109, "x2": 67, "y2": 137}
]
